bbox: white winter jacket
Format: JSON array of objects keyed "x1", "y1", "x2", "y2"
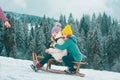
[{"x1": 48, "y1": 32, "x2": 67, "y2": 62}]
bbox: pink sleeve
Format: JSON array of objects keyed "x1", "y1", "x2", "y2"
[{"x1": 0, "y1": 7, "x2": 8, "y2": 22}]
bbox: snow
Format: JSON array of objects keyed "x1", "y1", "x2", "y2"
[{"x1": 0, "y1": 56, "x2": 120, "y2": 80}]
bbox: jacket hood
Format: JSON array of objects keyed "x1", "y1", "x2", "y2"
[{"x1": 69, "y1": 35, "x2": 77, "y2": 43}]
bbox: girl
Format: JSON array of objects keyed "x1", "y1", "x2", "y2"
[
  {"x1": 46, "y1": 31, "x2": 67, "y2": 62},
  {"x1": 32, "y1": 22, "x2": 67, "y2": 70}
]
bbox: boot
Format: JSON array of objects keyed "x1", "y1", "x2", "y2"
[
  {"x1": 30, "y1": 64, "x2": 38, "y2": 72},
  {"x1": 36, "y1": 62, "x2": 42, "y2": 70},
  {"x1": 64, "y1": 67, "x2": 76, "y2": 74}
]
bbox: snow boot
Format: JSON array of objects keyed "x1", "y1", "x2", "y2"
[
  {"x1": 36, "y1": 62, "x2": 42, "y2": 70},
  {"x1": 64, "y1": 67, "x2": 76, "y2": 74},
  {"x1": 30, "y1": 64, "x2": 38, "y2": 72}
]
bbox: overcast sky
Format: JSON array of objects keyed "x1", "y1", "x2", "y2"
[{"x1": 0, "y1": 0, "x2": 119, "y2": 21}]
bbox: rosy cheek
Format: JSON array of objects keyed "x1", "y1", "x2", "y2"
[
  {"x1": 52, "y1": 34, "x2": 54, "y2": 36},
  {"x1": 54, "y1": 35, "x2": 56, "y2": 37}
]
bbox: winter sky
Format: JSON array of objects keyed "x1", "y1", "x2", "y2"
[{"x1": 0, "y1": 0, "x2": 120, "y2": 21}]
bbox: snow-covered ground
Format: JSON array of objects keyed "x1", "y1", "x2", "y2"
[{"x1": 0, "y1": 56, "x2": 120, "y2": 80}]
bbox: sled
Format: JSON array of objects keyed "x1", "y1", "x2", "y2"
[
  {"x1": 30, "y1": 64, "x2": 85, "y2": 77},
  {"x1": 31, "y1": 52, "x2": 88, "y2": 77}
]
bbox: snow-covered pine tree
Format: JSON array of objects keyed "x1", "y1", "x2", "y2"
[
  {"x1": 59, "y1": 14, "x2": 66, "y2": 28},
  {"x1": 0, "y1": 19, "x2": 4, "y2": 56},
  {"x1": 107, "y1": 20, "x2": 120, "y2": 72},
  {"x1": 79, "y1": 15, "x2": 90, "y2": 37}
]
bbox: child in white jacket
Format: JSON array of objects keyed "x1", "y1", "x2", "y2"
[
  {"x1": 48, "y1": 32, "x2": 67, "y2": 62},
  {"x1": 34, "y1": 22, "x2": 67, "y2": 70}
]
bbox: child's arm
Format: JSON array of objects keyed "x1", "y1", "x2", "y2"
[
  {"x1": 51, "y1": 36, "x2": 55, "y2": 42},
  {"x1": 48, "y1": 48, "x2": 55, "y2": 53},
  {"x1": 47, "y1": 48, "x2": 61, "y2": 54},
  {"x1": 53, "y1": 39, "x2": 70, "y2": 50}
]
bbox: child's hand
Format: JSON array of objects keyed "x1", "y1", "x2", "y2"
[
  {"x1": 45, "y1": 49, "x2": 49, "y2": 53},
  {"x1": 51, "y1": 36, "x2": 55, "y2": 42}
]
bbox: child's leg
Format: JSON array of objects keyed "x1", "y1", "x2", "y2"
[
  {"x1": 40, "y1": 54, "x2": 53, "y2": 66},
  {"x1": 62, "y1": 55, "x2": 75, "y2": 69}
]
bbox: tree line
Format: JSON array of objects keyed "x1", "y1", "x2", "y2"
[{"x1": 0, "y1": 11, "x2": 120, "y2": 72}]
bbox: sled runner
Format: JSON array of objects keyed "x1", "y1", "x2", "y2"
[{"x1": 30, "y1": 52, "x2": 88, "y2": 77}]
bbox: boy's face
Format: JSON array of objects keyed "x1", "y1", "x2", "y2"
[{"x1": 62, "y1": 34, "x2": 67, "y2": 40}]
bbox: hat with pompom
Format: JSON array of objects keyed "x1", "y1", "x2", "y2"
[
  {"x1": 61, "y1": 24, "x2": 73, "y2": 35},
  {"x1": 51, "y1": 22, "x2": 62, "y2": 34}
]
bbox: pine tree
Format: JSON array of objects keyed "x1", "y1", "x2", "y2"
[
  {"x1": 107, "y1": 20, "x2": 120, "y2": 72},
  {"x1": 0, "y1": 19, "x2": 4, "y2": 55},
  {"x1": 87, "y1": 27, "x2": 102, "y2": 69},
  {"x1": 79, "y1": 15, "x2": 90, "y2": 37},
  {"x1": 36, "y1": 26, "x2": 46, "y2": 56},
  {"x1": 68, "y1": 13, "x2": 75, "y2": 25},
  {"x1": 101, "y1": 13, "x2": 109, "y2": 36},
  {"x1": 59, "y1": 14, "x2": 66, "y2": 28},
  {"x1": 28, "y1": 27, "x2": 35, "y2": 58},
  {"x1": 73, "y1": 19, "x2": 80, "y2": 37}
]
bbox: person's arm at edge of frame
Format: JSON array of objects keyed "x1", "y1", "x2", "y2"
[
  {"x1": 53, "y1": 39, "x2": 70, "y2": 50},
  {"x1": 0, "y1": 7, "x2": 11, "y2": 28}
]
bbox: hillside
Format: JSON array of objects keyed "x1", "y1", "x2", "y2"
[
  {"x1": 0, "y1": 56, "x2": 120, "y2": 80},
  {"x1": 0, "y1": 11, "x2": 120, "y2": 72}
]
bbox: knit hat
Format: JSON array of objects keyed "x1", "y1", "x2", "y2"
[
  {"x1": 51, "y1": 22, "x2": 62, "y2": 34},
  {"x1": 61, "y1": 24, "x2": 73, "y2": 35}
]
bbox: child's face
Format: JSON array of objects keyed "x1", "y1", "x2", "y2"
[
  {"x1": 62, "y1": 34, "x2": 67, "y2": 40},
  {"x1": 52, "y1": 32, "x2": 58, "y2": 37}
]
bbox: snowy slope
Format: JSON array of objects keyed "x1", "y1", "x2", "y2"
[{"x1": 0, "y1": 56, "x2": 120, "y2": 80}]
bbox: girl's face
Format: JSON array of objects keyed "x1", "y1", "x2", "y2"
[{"x1": 52, "y1": 32, "x2": 58, "y2": 37}]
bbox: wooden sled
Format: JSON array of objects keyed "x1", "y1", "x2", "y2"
[{"x1": 31, "y1": 52, "x2": 88, "y2": 77}]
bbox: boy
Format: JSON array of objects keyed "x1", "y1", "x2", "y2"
[{"x1": 53, "y1": 24, "x2": 83, "y2": 74}]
